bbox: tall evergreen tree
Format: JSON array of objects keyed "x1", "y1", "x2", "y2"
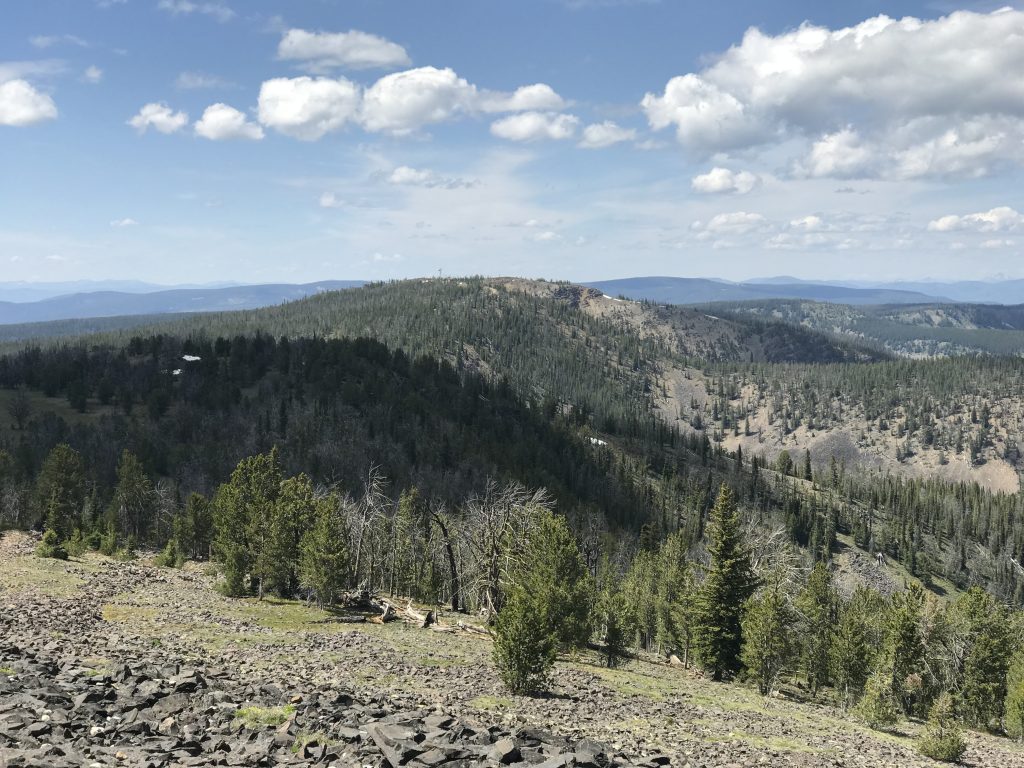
[
  {"x1": 35, "y1": 443, "x2": 86, "y2": 540},
  {"x1": 741, "y1": 568, "x2": 798, "y2": 696},
  {"x1": 884, "y1": 584, "x2": 927, "y2": 715},
  {"x1": 831, "y1": 587, "x2": 882, "y2": 708},
  {"x1": 1006, "y1": 644, "x2": 1024, "y2": 741},
  {"x1": 519, "y1": 509, "x2": 594, "y2": 651},
  {"x1": 112, "y1": 450, "x2": 156, "y2": 543},
  {"x1": 268, "y1": 473, "x2": 317, "y2": 597},
  {"x1": 298, "y1": 493, "x2": 349, "y2": 609},
  {"x1": 797, "y1": 562, "x2": 838, "y2": 696},
  {"x1": 212, "y1": 449, "x2": 283, "y2": 597},
  {"x1": 694, "y1": 484, "x2": 758, "y2": 680}
]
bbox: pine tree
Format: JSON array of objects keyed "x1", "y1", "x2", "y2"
[
  {"x1": 797, "y1": 562, "x2": 837, "y2": 696},
  {"x1": 520, "y1": 509, "x2": 594, "y2": 651},
  {"x1": 951, "y1": 587, "x2": 1012, "y2": 730},
  {"x1": 694, "y1": 484, "x2": 758, "y2": 680},
  {"x1": 268, "y1": 473, "x2": 316, "y2": 596},
  {"x1": 885, "y1": 584, "x2": 926, "y2": 714},
  {"x1": 916, "y1": 693, "x2": 966, "y2": 763},
  {"x1": 112, "y1": 450, "x2": 156, "y2": 543},
  {"x1": 741, "y1": 568, "x2": 797, "y2": 696},
  {"x1": 856, "y1": 668, "x2": 900, "y2": 731},
  {"x1": 1005, "y1": 645, "x2": 1024, "y2": 741},
  {"x1": 655, "y1": 533, "x2": 696, "y2": 666},
  {"x1": 35, "y1": 444, "x2": 86, "y2": 541},
  {"x1": 830, "y1": 587, "x2": 882, "y2": 708},
  {"x1": 298, "y1": 494, "x2": 349, "y2": 609},
  {"x1": 493, "y1": 587, "x2": 556, "y2": 694},
  {"x1": 212, "y1": 449, "x2": 283, "y2": 597}
]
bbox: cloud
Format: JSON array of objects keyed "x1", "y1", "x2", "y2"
[
  {"x1": 278, "y1": 29, "x2": 411, "y2": 72},
  {"x1": 927, "y1": 207, "x2": 1024, "y2": 233},
  {"x1": 30, "y1": 34, "x2": 88, "y2": 49},
  {"x1": 479, "y1": 84, "x2": 565, "y2": 113},
  {"x1": 175, "y1": 71, "x2": 233, "y2": 90},
  {"x1": 195, "y1": 103, "x2": 264, "y2": 140},
  {"x1": 693, "y1": 211, "x2": 767, "y2": 237},
  {"x1": 531, "y1": 230, "x2": 562, "y2": 242},
  {"x1": 387, "y1": 165, "x2": 476, "y2": 189},
  {"x1": 981, "y1": 238, "x2": 1014, "y2": 249},
  {"x1": 319, "y1": 192, "x2": 346, "y2": 209},
  {"x1": 490, "y1": 111, "x2": 578, "y2": 142},
  {"x1": 0, "y1": 60, "x2": 66, "y2": 82},
  {"x1": 0, "y1": 80, "x2": 58, "y2": 126},
  {"x1": 157, "y1": 0, "x2": 234, "y2": 22},
  {"x1": 642, "y1": 8, "x2": 1024, "y2": 178},
  {"x1": 361, "y1": 66, "x2": 476, "y2": 135},
  {"x1": 127, "y1": 102, "x2": 189, "y2": 134},
  {"x1": 790, "y1": 215, "x2": 824, "y2": 231},
  {"x1": 257, "y1": 76, "x2": 360, "y2": 140},
  {"x1": 110, "y1": 218, "x2": 138, "y2": 228},
  {"x1": 691, "y1": 167, "x2": 760, "y2": 194},
  {"x1": 83, "y1": 65, "x2": 103, "y2": 84},
  {"x1": 578, "y1": 121, "x2": 636, "y2": 149}
]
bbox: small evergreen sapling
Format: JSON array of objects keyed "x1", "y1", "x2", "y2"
[{"x1": 916, "y1": 693, "x2": 966, "y2": 763}]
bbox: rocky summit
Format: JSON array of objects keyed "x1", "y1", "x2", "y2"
[{"x1": 2, "y1": 531, "x2": 1024, "y2": 768}]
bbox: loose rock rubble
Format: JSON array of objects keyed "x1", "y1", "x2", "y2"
[
  {"x1": 3, "y1": 532, "x2": 1024, "y2": 768},
  {"x1": 0, "y1": 642, "x2": 657, "y2": 767}
]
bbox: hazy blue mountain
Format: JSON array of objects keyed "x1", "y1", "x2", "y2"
[
  {"x1": 584, "y1": 276, "x2": 947, "y2": 305},
  {"x1": 0, "y1": 280, "x2": 244, "y2": 303},
  {"x1": 0, "y1": 281, "x2": 364, "y2": 325}
]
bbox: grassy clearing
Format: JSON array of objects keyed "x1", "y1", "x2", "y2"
[
  {"x1": 0, "y1": 667, "x2": 14, "y2": 675},
  {"x1": 0, "y1": 389, "x2": 114, "y2": 437},
  {"x1": 0, "y1": 549, "x2": 102, "y2": 598},
  {"x1": 235, "y1": 704, "x2": 295, "y2": 728}
]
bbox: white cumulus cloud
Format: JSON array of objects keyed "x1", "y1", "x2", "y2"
[
  {"x1": 195, "y1": 103, "x2": 263, "y2": 140},
  {"x1": 0, "y1": 79, "x2": 58, "y2": 126},
  {"x1": 110, "y1": 218, "x2": 138, "y2": 228},
  {"x1": 642, "y1": 8, "x2": 1024, "y2": 178},
  {"x1": 927, "y1": 207, "x2": 1024, "y2": 233},
  {"x1": 479, "y1": 83, "x2": 565, "y2": 113},
  {"x1": 694, "y1": 211, "x2": 768, "y2": 236},
  {"x1": 387, "y1": 165, "x2": 475, "y2": 189},
  {"x1": 158, "y1": 0, "x2": 234, "y2": 22},
  {"x1": 278, "y1": 29, "x2": 411, "y2": 72},
  {"x1": 361, "y1": 67, "x2": 476, "y2": 135},
  {"x1": 691, "y1": 167, "x2": 760, "y2": 194},
  {"x1": 83, "y1": 65, "x2": 103, "y2": 84},
  {"x1": 128, "y1": 102, "x2": 189, "y2": 134},
  {"x1": 578, "y1": 121, "x2": 636, "y2": 149},
  {"x1": 257, "y1": 76, "x2": 360, "y2": 140},
  {"x1": 490, "y1": 111, "x2": 578, "y2": 142}
]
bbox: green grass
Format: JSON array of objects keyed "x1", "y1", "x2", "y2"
[
  {"x1": 0, "y1": 666, "x2": 14, "y2": 675},
  {"x1": 291, "y1": 731, "x2": 336, "y2": 754},
  {"x1": 235, "y1": 705, "x2": 295, "y2": 728},
  {"x1": 0, "y1": 389, "x2": 113, "y2": 436}
]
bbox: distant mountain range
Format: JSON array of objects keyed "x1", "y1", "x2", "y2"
[
  {"x1": 584, "y1": 277, "x2": 951, "y2": 306},
  {"x1": 6, "y1": 275, "x2": 1024, "y2": 327},
  {"x1": 0, "y1": 281, "x2": 364, "y2": 325}
]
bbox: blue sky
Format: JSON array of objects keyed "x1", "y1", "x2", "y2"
[{"x1": 2, "y1": 0, "x2": 1023, "y2": 285}]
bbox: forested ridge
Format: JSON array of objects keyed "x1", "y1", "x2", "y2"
[{"x1": 5, "y1": 277, "x2": 1024, "y2": 754}]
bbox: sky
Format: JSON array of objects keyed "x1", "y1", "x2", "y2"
[{"x1": 2, "y1": 0, "x2": 1024, "y2": 285}]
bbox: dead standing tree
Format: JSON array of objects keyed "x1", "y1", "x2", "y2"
[
  {"x1": 349, "y1": 466, "x2": 390, "y2": 590},
  {"x1": 461, "y1": 481, "x2": 551, "y2": 619}
]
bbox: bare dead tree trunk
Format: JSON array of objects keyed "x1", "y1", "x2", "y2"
[{"x1": 431, "y1": 508, "x2": 461, "y2": 613}]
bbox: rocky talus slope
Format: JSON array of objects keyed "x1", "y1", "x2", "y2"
[{"x1": 2, "y1": 532, "x2": 1024, "y2": 767}]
